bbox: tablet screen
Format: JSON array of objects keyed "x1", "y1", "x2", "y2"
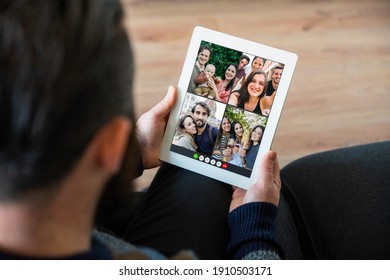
[
  {"x1": 160, "y1": 26, "x2": 297, "y2": 189},
  {"x1": 169, "y1": 40, "x2": 285, "y2": 178}
]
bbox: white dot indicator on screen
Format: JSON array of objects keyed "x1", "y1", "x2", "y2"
[
  {"x1": 199, "y1": 155, "x2": 204, "y2": 161},
  {"x1": 205, "y1": 157, "x2": 210, "y2": 163},
  {"x1": 216, "y1": 161, "x2": 222, "y2": 167},
  {"x1": 210, "y1": 159, "x2": 216, "y2": 165}
]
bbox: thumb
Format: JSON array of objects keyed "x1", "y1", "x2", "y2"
[
  {"x1": 259, "y1": 150, "x2": 278, "y2": 179},
  {"x1": 260, "y1": 150, "x2": 276, "y2": 171},
  {"x1": 149, "y1": 85, "x2": 177, "y2": 119},
  {"x1": 244, "y1": 150, "x2": 281, "y2": 206}
]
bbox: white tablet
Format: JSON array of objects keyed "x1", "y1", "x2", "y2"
[{"x1": 160, "y1": 26, "x2": 298, "y2": 189}]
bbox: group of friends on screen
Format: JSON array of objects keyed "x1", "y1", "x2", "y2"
[
  {"x1": 187, "y1": 44, "x2": 284, "y2": 115},
  {"x1": 173, "y1": 44, "x2": 283, "y2": 169}
]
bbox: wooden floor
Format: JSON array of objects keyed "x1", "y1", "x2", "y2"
[{"x1": 121, "y1": 0, "x2": 390, "y2": 188}]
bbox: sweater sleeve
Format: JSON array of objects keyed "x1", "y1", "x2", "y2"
[{"x1": 226, "y1": 202, "x2": 284, "y2": 260}]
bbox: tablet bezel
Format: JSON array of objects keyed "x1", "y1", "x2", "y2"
[{"x1": 160, "y1": 26, "x2": 298, "y2": 189}]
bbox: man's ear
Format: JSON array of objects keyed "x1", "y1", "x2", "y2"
[{"x1": 90, "y1": 117, "x2": 132, "y2": 174}]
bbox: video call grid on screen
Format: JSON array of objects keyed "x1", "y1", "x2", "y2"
[{"x1": 169, "y1": 39, "x2": 285, "y2": 178}]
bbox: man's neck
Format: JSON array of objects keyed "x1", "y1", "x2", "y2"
[
  {"x1": 197, "y1": 123, "x2": 207, "y2": 135},
  {"x1": 0, "y1": 172, "x2": 100, "y2": 258},
  {"x1": 195, "y1": 61, "x2": 205, "y2": 71},
  {"x1": 0, "y1": 199, "x2": 93, "y2": 257}
]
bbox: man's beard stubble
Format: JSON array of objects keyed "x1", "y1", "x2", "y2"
[{"x1": 196, "y1": 119, "x2": 206, "y2": 128}]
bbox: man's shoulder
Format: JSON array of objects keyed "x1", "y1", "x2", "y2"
[
  {"x1": 206, "y1": 123, "x2": 218, "y2": 131},
  {"x1": 205, "y1": 124, "x2": 219, "y2": 139},
  {"x1": 266, "y1": 80, "x2": 274, "y2": 95},
  {"x1": 193, "y1": 62, "x2": 202, "y2": 73}
]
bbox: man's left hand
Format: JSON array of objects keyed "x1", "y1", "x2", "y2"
[{"x1": 136, "y1": 85, "x2": 177, "y2": 169}]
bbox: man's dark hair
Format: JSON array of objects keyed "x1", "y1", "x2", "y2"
[
  {"x1": 198, "y1": 44, "x2": 212, "y2": 56},
  {"x1": 0, "y1": 0, "x2": 137, "y2": 201},
  {"x1": 240, "y1": 54, "x2": 250, "y2": 64},
  {"x1": 274, "y1": 66, "x2": 284, "y2": 71},
  {"x1": 191, "y1": 102, "x2": 211, "y2": 116}
]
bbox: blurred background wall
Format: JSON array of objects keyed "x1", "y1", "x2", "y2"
[{"x1": 121, "y1": 0, "x2": 390, "y2": 188}]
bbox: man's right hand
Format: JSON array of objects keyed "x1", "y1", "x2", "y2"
[{"x1": 229, "y1": 150, "x2": 281, "y2": 212}]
